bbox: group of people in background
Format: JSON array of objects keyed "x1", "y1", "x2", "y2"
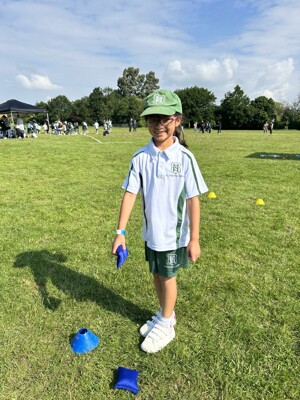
[
  {"x1": 50, "y1": 119, "x2": 113, "y2": 136},
  {"x1": 102, "y1": 119, "x2": 112, "y2": 136},
  {"x1": 193, "y1": 120, "x2": 222, "y2": 134},
  {"x1": 51, "y1": 119, "x2": 79, "y2": 135},
  {"x1": 263, "y1": 119, "x2": 275, "y2": 134},
  {"x1": 0, "y1": 114, "x2": 41, "y2": 139},
  {"x1": 93, "y1": 119, "x2": 113, "y2": 136},
  {"x1": 0, "y1": 115, "x2": 116, "y2": 139}
]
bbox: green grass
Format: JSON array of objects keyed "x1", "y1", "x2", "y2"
[{"x1": 0, "y1": 129, "x2": 299, "y2": 399}]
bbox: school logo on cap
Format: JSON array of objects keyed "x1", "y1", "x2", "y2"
[
  {"x1": 153, "y1": 94, "x2": 165, "y2": 104},
  {"x1": 171, "y1": 162, "x2": 182, "y2": 174}
]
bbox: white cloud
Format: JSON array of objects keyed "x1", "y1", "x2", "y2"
[
  {"x1": 253, "y1": 58, "x2": 295, "y2": 101},
  {"x1": 195, "y1": 58, "x2": 239, "y2": 82},
  {"x1": 164, "y1": 57, "x2": 239, "y2": 86},
  {"x1": 16, "y1": 74, "x2": 62, "y2": 90}
]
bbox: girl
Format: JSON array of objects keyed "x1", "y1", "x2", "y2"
[{"x1": 112, "y1": 89, "x2": 208, "y2": 353}]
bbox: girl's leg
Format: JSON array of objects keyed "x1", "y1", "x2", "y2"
[
  {"x1": 153, "y1": 274, "x2": 177, "y2": 318},
  {"x1": 153, "y1": 273, "x2": 163, "y2": 309},
  {"x1": 141, "y1": 274, "x2": 177, "y2": 352}
]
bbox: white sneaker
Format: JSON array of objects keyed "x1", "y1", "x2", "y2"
[
  {"x1": 141, "y1": 323, "x2": 175, "y2": 353},
  {"x1": 139, "y1": 311, "x2": 177, "y2": 337},
  {"x1": 139, "y1": 311, "x2": 161, "y2": 337}
]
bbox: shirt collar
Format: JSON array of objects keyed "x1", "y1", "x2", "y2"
[{"x1": 148, "y1": 137, "x2": 180, "y2": 160}]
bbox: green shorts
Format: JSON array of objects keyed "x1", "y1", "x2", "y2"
[{"x1": 145, "y1": 243, "x2": 190, "y2": 278}]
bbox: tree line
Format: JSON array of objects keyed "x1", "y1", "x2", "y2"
[{"x1": 35, "y1": 67, "x2": 300, "y2": 130}]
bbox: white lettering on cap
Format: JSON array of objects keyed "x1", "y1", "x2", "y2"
[{"x1": 154, "y1": 94, "x2": 165, "y2": 104}]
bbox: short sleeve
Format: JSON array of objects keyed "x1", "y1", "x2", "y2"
[
  {"x1": 122, "y1": 158, "x2": 141, "y2": 194},
  {"x1": 183, "y1": 152, "x2": 208, "y2": 198}
]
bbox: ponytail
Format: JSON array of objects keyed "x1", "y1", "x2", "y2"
[{"x1": 174, "y1": 113, "x2": 188, "y2": 148}]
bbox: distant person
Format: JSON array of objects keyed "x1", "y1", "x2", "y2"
[
  {"x1": 193, "y1": 121, "x2": 198, "y2": 132},
  {"x1": 16, "y1": 116, "x2": 26, "y2": 138},
  {"x1": 107, "y1": 119, "x2": 112, "y2": 132},
  {"x1": 67, "y1": 122, "x2": 75, "y2": 134},
  {"x1": 200, "y1": 120, "x2": 205, "y2": 133},
  {"x1": 94, "y1": 121, "x2": 99, "y2": 134},
  {"x1": 217, "y1": 121, "x2": 222, "y2": 134},
  {"x1": 27, "y1": 121, "x2": 34, "y2": 135},
  {"x1": 82, "y1": 121, "x2": 88, "y2": 134},
  {"x1": 43, "y1": 120, "x2": 50, "y2": 134},
  {"x1": 263, "y1": 121, "x2": 268, "y2": 133},
  {"x1": 55, "y1": 119, "x2": 64, "y2": 135},
  {"x1": 73, "y1": 122, "x2": 79, "y2": 134},
  {"x1": 133, "y1": 119, "x2": 137, "y2": 132},
  {"x1": 129, "y1": 118, "x2": 134, "y2": 134},
  {"x1": 269, "y1": 119, "x2": 274, "y2": 134},
  {"x1": 0, "y1": 115, "x2": 10, "y2": 137},
  {"x1": 16, "y1": 114, "x2": 24, "y2": 127},
  {"x1": 205, "y1": 121, "x2": 212, "y2": 133}
]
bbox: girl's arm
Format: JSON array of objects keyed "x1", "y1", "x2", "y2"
[
  {"x1": 186, "y1": 196, "x2": 201, "y2": 262},
  {"x1": 112, "y1": 191, "x2": 137, "y2": 254}
]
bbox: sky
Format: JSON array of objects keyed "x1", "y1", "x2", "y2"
[{"x1": 1, "y1": 0, "x2": 300, "y2": 106}]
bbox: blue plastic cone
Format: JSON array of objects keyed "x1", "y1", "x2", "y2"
[{"x1": 70, "y1": 328, "x2": 100, "y2": 354}]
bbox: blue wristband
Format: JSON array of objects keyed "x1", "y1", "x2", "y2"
[{"x1": 116, "y1": 229, "x2": 126, "y2": 235}]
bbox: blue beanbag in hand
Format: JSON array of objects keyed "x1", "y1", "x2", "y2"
[
  {"x1": 116, "y1": 245, "x2": 129, "y2": 269},
  {"x1": 114, "y1": 366, "x2": 139, "y2": 395}
]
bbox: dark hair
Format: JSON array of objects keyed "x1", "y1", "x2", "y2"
[{"x1": 174, "y1": 113, "x2": 188, "y2": 148}]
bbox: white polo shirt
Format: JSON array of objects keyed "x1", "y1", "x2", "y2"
[{"x1": 122, "y1": 137, "x2": 208, "y2": 251}]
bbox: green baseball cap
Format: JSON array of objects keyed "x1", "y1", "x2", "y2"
[{"x1": 140, "y1": 89, "x2": 182, "y2": 117}]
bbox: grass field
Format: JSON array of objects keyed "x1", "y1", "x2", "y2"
[{"x1": 0, "y1": 128, "x2": 299, "y2": 399}]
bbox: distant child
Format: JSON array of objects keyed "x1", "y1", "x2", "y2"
[
  {"x1": 94, "y1": 121, "x2": 99, "y2": 134},
  {"x1": 112, "y1": 89, "x2": 208, "y2": 353},
  {"x1": 82, "y1": 121, "x2": 88, "y2": 134}
]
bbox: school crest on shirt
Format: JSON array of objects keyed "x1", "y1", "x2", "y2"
[{"x1": 171, "y1": 162, "x2": 182, "y2": 174}]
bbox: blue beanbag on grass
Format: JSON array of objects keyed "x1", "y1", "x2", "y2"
[
  {"x1": 114, "y1": 366, "x2": 139, "y2": 395},
  {"x1": 116, "y1": 245, "x2": 129, "y2": 269}
]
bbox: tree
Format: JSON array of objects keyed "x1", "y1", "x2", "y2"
[
  {"x1": 220, "y1": 85, "x2": 251, "y2": 129},
  {"x1": 71, "y1": 97, "x2": 90, "y2": 123},
  {"x1": 88, "y1": 87, "x2": 105, "y2": 122},
  {"x1": 127, "y1": 96, "x2": 144, "y2": 119},
  {"x1": 36, "y1": 100, "x2": 48, "y2": 110},
  {"x1": 175, "y1": 86, "x2": 216, "y2": 126},
  {"x1": 281, "y1": 94, "x2": 300, "y2": 129},
  {"x1": 108, "y1": 94, "x2": 143, "y2": 124},
  {"x1": 101, "y1": 90, "x2": 118, "y2": 121},
  {"x1": 112, "y1": 95, "x2": 129, "y2": 123},
  {"x1": 117, "y1": 67, "x2": 144, "y2": 97},
  {"x1": 140, "y1": 71, "x2": 160, "y2": 97},
  {"x1": 250, "y1": 96, "x2": 276, "y2": 129},
  {"x1": 289, "y1": 93, "x2": 300, "y2": 129},
  {"x1": 47, "y1": 95, "x2": 72, "y2": 122},
  {"x1": 117, "y1": 67, "x2": 159, "y2": 98},
  {"x1": 35, "y1": 101, "x2": 49, "y2": 124}
]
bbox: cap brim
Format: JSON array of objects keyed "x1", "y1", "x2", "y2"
[{"x1": 140, "y1": 106, "x2": 177, "y2": 117}]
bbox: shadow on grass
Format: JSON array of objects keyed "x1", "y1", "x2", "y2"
[
  {"x1": 13, "y1": 249, "x2": 151, "y2": 325},
  {"x1": 246, "y1": 152, "x2": 300, "y2": 160}
]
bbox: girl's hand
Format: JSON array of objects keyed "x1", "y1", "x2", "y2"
[
  {"x1": 187, "y1": 239, "x2": 201, "y2": 262},
  {"x1": 112, "y1": 235, "x2": 126, "y2": 255}
]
